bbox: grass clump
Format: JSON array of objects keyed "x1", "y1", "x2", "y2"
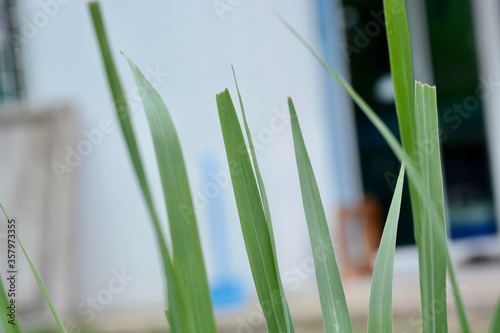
[{"x1": 2, "y1": 0, "x2": 499, "y2": 332}]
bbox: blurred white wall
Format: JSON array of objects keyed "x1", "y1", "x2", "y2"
[{"x1": 16, "y1": 0, "x2": 342, "y2": 325}]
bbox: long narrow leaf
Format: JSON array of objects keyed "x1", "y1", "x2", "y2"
[
  {"x1": 368, "y1": 164, "x2": 405, "y2": 333},
  {"x1": 413, "y1": 82, "x2": 448, "y2": 332},
  {"x1": 231, "y1": 67, "x2": 295, "y2": 332},
  {"x1": 217, "y1": 89, "x2": 291, "y2": 332},
  {"x1": 88, "y1": 3, "x2": 189, "y2": 331},
  {"x1": 16, "y1": 236, "x2": 67, "y2": 332},
  {"x1": 125, "y1": 56, "x2": 217, "y2": 333},
  {"x1": 288, "y1": 98, "x2": 353, "y2": 333},
  {"x1": 383, "y1": 0, "x2": 415, "y2": 148},
  {"x1": 232, "y1": 66, "x2": 276, "y2": 258},
  {"x1": 0, "y1": 203, "x2": 65, "y2": 332}
]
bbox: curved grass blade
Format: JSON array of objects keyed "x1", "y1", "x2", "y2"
[
  {"x1": 124, "y1": 55, "x2": 217, "y2": 333},
  {"x1": 490, "y1": 298, "x2": 500, "y2": 333},
  {"x1": 89, "y1": 3, "x2": 190, "y2": 331},
  {"x1": 217, "y1": 89, "x2": 292, "y2": 332},
  {"x1": 288, "y1": 98, "x2": 353, "y2": 333},
  {"x1": 16, "y1": 236, "x2": 67, "y2": 332},
  {"x1": 276, "y1": 12, "x2": 470, "y2": 331},
  {"x1": 0, "y1": 203, "x2": 66, "y2": 332},
  {"x1": 368, "y1": 164, "x2": 405, "y2": 333},
  {"x1": 231, "y1": 67, "x2": 295, "y2": 332}
]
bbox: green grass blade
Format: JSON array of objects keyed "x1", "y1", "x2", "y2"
[
  {"x1": 88, "y1": 4, "x2": 189, "y2": 332},
  {"x1": 490, "y1": 298, "x2": 500, "y2": 333},
  {"x1": 231, "y1": 67, "x2": 295, "y2": 332},
  {"x1": 125, "y1": 55, "x2": 217, "y2": 333},
  {"x1": 383, "y1": 0, "x2": 415, "y2": 149},
  {"x1": 0, "y1": 203, "x2": 66, "y2": 332},
  {"x1": 368, "y1": 164, "x2": 405, "y2": 333},
  {"x1": 231, "y1": 66, "x2": 276, "y2": 256},
  {"x1": 413, "y1": 82, "x2": 448, "y2": 332},
  {"x1": 88, "y1": 3, "x2": 165, "y2": 251},
  {"x1": 288, "y1": 98, "x2": 353, "y2": 333},
  {"x1": 16, "y1": 235, "x2": 67, "y2": 332},
  {"x1": 217, "y1": 89, "x2": 291, "y2": 332}
]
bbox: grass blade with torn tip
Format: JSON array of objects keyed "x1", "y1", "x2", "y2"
[
  {"x1": 385, "y1": 1, "x2": 468, "y2": 329},
  {"x1": 413, "y1": 82, "x2": 448, "y2": 332},
  {"x1": 368, "y1": 164, "x2": 405, "y2": 333},
  {"x1": 125, "y1": 55, "x2": 217, "y2": 333},
  {"x1": 231, "y1": 66, "x2": 295, "y2": 332},
  {"x1": 289, "y1": 98, "x2": 353, "y2": 333},
  {"x1": 88, "y1": 3, "x2": 188, "y2": 331},
  {"x1": 490, "y1": 298, "x2": 500, "y2": 333},
  {"x1": 0, "y1": 203, "x2": 66, "y2": 332},
  {"x1": 385, "y1": 0, "x2": 451, "y2": 330},
  {"x1": 217, "y1": 89, "x2": 291, "y2": 332}
]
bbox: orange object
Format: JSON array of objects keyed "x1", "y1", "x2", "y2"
[{"x1": 337, "y1": 195, "x2": 383, "y2": 278}]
